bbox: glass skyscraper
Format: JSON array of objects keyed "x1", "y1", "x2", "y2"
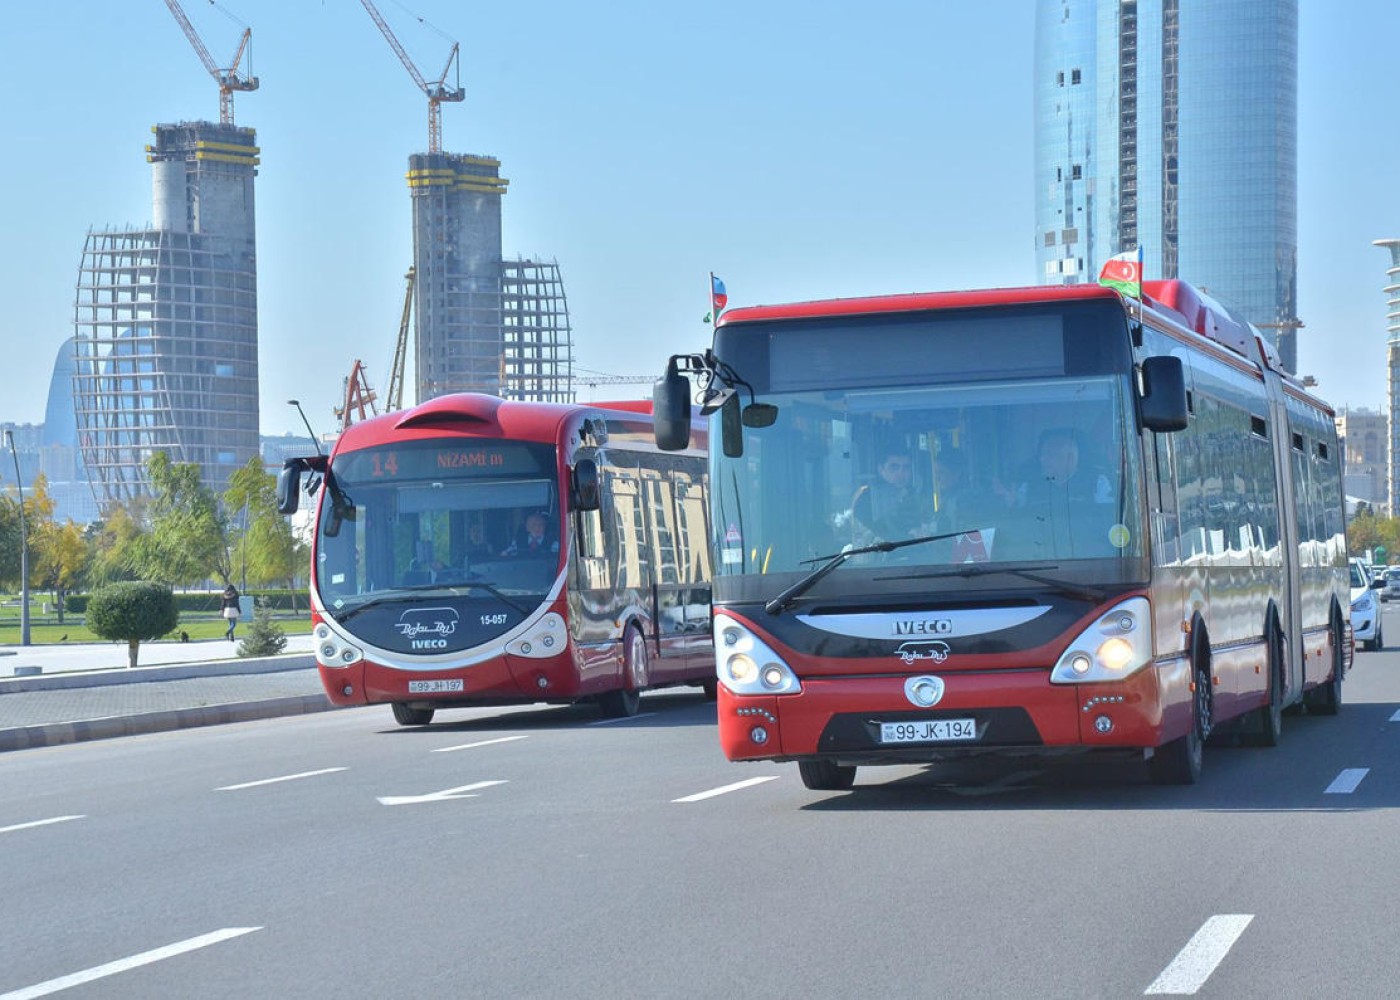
[{"x1": 1034, "y1": 0, "x2": 1299, "y2": 371}]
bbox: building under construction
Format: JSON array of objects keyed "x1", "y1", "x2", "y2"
[
  {"x1": 406, "y1": 153, "x2": 573, "y2": 404},
  {"x1": 72, "y1": 122, "x2": 261, "y2": 503}
]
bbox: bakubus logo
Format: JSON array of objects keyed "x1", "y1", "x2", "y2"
[{"x1": 395, "y1": 608, "x2": 459, "y2": 649}]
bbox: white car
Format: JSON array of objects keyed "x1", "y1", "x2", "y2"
[{"x1": 1351, "y1": 559, "x2": 1384, "y2": 651}]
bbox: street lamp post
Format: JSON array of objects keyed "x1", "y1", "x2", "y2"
[{"x1": 4, "y1": 430, "x2": 30, "y2": 646}]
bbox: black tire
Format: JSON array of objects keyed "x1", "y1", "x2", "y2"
[
  {"x1": 1250, "y1": 624, "x2": 1284, "y2": 747},
  {"x1": 391, "y1": 702, "x2": 435, "y2": 726},
  {"x1": 1151, "y1": 653, "x2": 1211, "y2": 785},
  {"x1": 798, "y1": 760, "x2": 857, "y2": 791},
  {"x1": 598, "y1": 627, "x2": 647, "y2": 718},
  {"x1": 1307, "y1": 617, "x2": 1345, "y2": 716},
  {"x1": 700, "y1": 678, "x2": 718, "y2": 701},
  {"x1": 1374, "y1": 619, "x2": 1384, "y2": 652}
]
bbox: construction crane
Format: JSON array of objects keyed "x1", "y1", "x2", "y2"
[
  {"x1": 385, "y1": 267, "x2": 416, "y2": 412},
  {"x1": 336, "y1": 360, "x2": 379, "y2": 431},
  {"x1": 360, "y1": 0, "x2": 465, "y2": 154},
  {"x1": 576, "y1": 373, "x2": 656, "y2": 402},
  {"x1": 162, "y1": 0, "x2": 259, "y2": 125}
]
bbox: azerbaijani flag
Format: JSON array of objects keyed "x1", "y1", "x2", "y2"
[
  {"x1": 1097, "y1": 246, "x2": 1143, "y2": 299},
  {"x1": 711, "y1": 273, "x2": 728, "y2": 318}
]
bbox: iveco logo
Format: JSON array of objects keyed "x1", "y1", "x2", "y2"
[
  {"x1": 411, "y1": 639, "x2": 449, "y2": 650},
  {"x1": 894, "y1": 618, "x2": 953, "y2": 636},
  {"x1": 394, "y1": 607, "x2": 460, "y2": 640}
]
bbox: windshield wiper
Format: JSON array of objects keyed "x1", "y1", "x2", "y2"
[
  {"x1": 764, "y1": 528, "x2": 978, "y2": 615},
  {"x1": 334, "y1": 581, "x2": 529, "y2": 623},
  {"x1": 880, "y1": 563, "x2": 1106, "y2": 603}
]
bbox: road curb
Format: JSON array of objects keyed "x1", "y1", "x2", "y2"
[
  {"x1": 0, "y1": 694, "x2": 340, "y2": 752},
  {"x1": 0, "y1": 654, "x2": 317, "y2": 693}
]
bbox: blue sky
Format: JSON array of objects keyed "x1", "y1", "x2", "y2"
[{"x1": 1, "y1": 1, "x2": 1395, "y2": 437}]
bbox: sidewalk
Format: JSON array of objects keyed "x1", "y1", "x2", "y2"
[{"x1": 0, "y1": 633, "x2": 340, "y2": 752}]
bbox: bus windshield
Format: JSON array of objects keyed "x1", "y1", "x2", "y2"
[
  {"x1": 710, "y1": 374, "x2": 1145, "y2": 595},
  {"x1": 314, "y1": 437, "x2": 561, "y2": 616}
]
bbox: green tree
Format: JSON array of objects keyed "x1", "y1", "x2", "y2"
[
  {"x1": 223, "y1": 458, "x2": 304, "y2": 602},
  {"x1": 237, "y1": 598, "x2": 287, "y2": 657},
  {"x1": 83, "y1": 504, "x2": 146, "y2": 587},
  {"x1": 86, "y1": 581, "x2": 180, "y2": 669},
  {"x1": 128, "y1": 453, "x2": 231, "y2": 586}
]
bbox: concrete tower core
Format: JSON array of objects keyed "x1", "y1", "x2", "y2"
[{"x1": 73, "y1": 122, "x2": 261, "y2": 503}]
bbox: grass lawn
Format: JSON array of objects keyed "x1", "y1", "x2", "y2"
[{"x1": 0, "y1": 614, "x2": 313, "y2": 645}]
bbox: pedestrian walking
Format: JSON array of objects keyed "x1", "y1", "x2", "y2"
[{"x1": 221, "y1": 584, "x2": 241, "y2": 642}]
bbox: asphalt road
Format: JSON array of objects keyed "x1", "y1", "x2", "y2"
[{"x1": 3, "y1": 626, "x2": 1400, "y2": 998}]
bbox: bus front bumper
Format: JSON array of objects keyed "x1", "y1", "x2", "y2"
[{"x1": 717, "y1": 666, "x2": 1169, "y2": 763}]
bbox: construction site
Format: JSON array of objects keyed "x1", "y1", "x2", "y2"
[{"x1": 68, "y1": 0, "x2": 648, "y2": 502}]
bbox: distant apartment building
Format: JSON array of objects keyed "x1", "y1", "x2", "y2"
[
  {"x1": 1336, "y1": 406, "x2": 1388, "y2": 516},
  {"x1": 407, "y1": 153, "x2": 573, "y2": 405},
  {"x1": 72, "y1": 121, "x2": 261, "y2": 504},
  {"x1": 1377, "y1": 239, "x2": 1400, "y2": 516},
  {"x1": 1034, "y1": 0, "x2": 1301, "y2": 371}
]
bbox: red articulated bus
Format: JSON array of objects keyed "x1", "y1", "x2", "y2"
[
  {"x1": 654, "y1": 279, "x2": 1349, "y2": 789},
  {"x1": 278, "y1": 393, "x2": 713, "y2": 724}
]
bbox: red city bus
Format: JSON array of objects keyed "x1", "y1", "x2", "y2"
[
  {"x1": 654, "y1": 279, "x2": 1349, "y2": 788},
  {"x1": 278, "y1": 393, "x2": 713, "y2": 724}
]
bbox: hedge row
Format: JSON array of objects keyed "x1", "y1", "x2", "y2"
[{"x1": 65, "y1": 589, "x2": 308, "y2": 615}]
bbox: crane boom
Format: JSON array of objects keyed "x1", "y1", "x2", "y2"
[
  {"x1": 386, "y1": 266, "x2": 416, "y2": 412},
  {"x1": 359, "y1": 0, "x2": 465, "y2": 153},
  {"x1": 162, "y1": 0, "x2": 259, "y2": 125}
]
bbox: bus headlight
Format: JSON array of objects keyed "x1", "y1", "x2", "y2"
[
  {"x1": 1049, "y1": 598, "x2": 1152, "y2": 684},
  {"x1": 714, "y1": 614, "x2": 801, "y2": 696},
  {"x1": 314, "y1": 626, "x2": 363, "y2": 669}
]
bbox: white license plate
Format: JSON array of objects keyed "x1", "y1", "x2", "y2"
[
  {"x1": 408, "y1": 679, "x2": 464, "y2": 694},
  {"x1": 879, "y1": 719, "x2": 977, "y2": 744}
]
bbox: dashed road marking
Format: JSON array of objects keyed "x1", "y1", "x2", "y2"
[
  {"x1": 1144, "y1": 914, "x2": 1254, "y2": 995},
  {"x1": 378, "y1": 780, "x2": 507, "y2": 806},
  {"x1": 1390, "y1": 709, "x2": 1400, "y2": 723},
  {"x1": 0, "y1": 926, "x2": 261, "y2": 999},
  {"x1": 0, "y1": 816, "x2": 84, "y2": 836},
  {"x1": 1324, "y1": 768, "x2": 1369, "y2": 794},
  {"x1": 216, "y1": 768, "x2": 347, "y2": 791},
  {"x1": 673, "y1": 776, "x2": 781, "y2": 803},
  {"x1": 432, "y1": 735, "x2": 530, "y2": 753}
]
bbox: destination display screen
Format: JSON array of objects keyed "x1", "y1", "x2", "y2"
[{"x1": 333, "y1": 439, "x2": 554, "y2": 484}]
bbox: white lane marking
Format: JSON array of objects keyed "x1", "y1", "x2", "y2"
[
  {"x1": 1390, "y1": 709, "x2": 1400, "y2": 723},
  {"x1": 1324, "y1": 768, "x2": 1369, "y2": 794},
  {"x1": 0, "y1": 816, "x2": 84, "y2": 836},
  {"x1": 1144, "y1": 914, "x2": 1254, "y2": 995},
  {"x1": 432, "y1": 735, "x2": 530, "y2": 753},
  {"x1": 588, "y1": 712, "x2": 658, "y2": 726},
  {"x1": 215, "y1": 768, "x2": 347, "y2": 791},
  {"x1": 673, "y1": 776, "x2": 781, "y2": 803},
  {"x1": 378, "y1": 780, "x2": 507, "y2": 806},
  {"x1": 0, "y1": 926, "x2": 262, "y2": 1000}
]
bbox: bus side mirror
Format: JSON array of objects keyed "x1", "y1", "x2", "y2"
[
  {"x1": 653, "y1": 366, "x2": 692, "y2": 451},
  {"x1": 743, "y1": 402, "x2": 778, "y2": 428},
  {"x1": 721, "y1": 394, "x2": 743, "y2": 458},
  {"x1": 572, "y1": 458, "x2": 600, "y2": 512},
  {"x1": 277, "y1": 461, "x2": 303, "y2": 515},
  {"x1": 1140, "y1": 356, "x2": 1188, "y2": 432}
]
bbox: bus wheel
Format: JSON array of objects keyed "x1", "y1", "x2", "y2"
[
  {"x1": 798, "y1": 760, "x2": 856, "y2": 791},
  {"x1": 1251, "y1": 625, "x2": 1285, "y2": 747},
  {"x1": 391, "y1": 703, "x2": 435, "y2": 726},
  {"x1": 700, "y1": 678, "x2": 718, "y2": 701},
  {"x1": 1150, "y1": 661, "x2": 1210, "y2": 785},
  {"x1": 598, "y1": 628, "x2": 646, "y2": 718}
]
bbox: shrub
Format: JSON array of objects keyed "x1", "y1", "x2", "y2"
[
  {"x1": 86, "y1": 582, "x2": 180, "y2": 669},
  {"x1": 237, "y1": 599, "x2": 288, "y2": 658}
]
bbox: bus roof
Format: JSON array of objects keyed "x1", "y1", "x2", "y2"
[{"x1": 336, "y1": 393, "x2": 655, "y2": 450}]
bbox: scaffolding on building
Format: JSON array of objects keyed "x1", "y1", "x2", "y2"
[{"x1": 501, "y1": 258, "x2": 574, "y2": 403}]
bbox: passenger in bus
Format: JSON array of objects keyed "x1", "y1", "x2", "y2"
[
  {"x1": 852, "y1": 446, "x2": 932, "y2": 543},
  {"x1": 464, "y1": 521, "x2": 496, "y2": 560},
  {"x1": 504, "y1": 512, "x2": 558, "y2": 557},
  {"x1": 1009, "y1": 428, "x2": 1112, "y2": 508}
]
